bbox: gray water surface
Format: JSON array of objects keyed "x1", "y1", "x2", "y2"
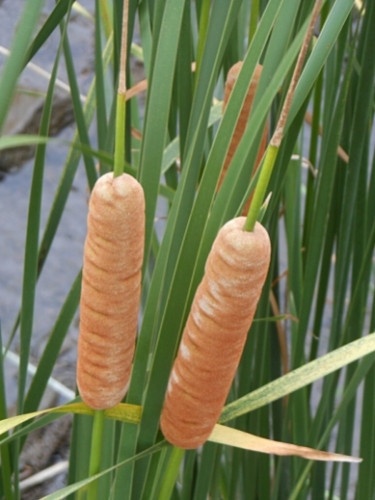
[{"x1": 0, "y1": 0, "x2": 94, "y2": 408}]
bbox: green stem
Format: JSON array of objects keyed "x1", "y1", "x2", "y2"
[
  {"x1": 245, "y1": 0, "x2": 322, "y2": 232},
  {"x1": 244, "y1": 144, "x2": 279, "y2": 232},
  {"x1": 113, "y1": 0, "x2": 128, "y2": 178},
  {"x1": 113, "y1": 91, "x2": 126, "y2": 177},
  {"x1": 157, "y1": 446, "x2": 185, "y2": 500},
  {"x1": 87, "y1": 409, "x2": 105, "y2": 500},
  {"x1": 0, "y1": 338, "x2": 14, "y2": 500}
]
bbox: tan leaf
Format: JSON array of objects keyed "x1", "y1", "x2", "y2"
[{"x1": 209, "y1": 424, "x2": 362, "y2": 463}]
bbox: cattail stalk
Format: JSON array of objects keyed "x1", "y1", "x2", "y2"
[
  {"x1": 245, "y1": 0, "x2": 323, "y2": 231},
  {"x1": 219, "y1": 62, "x2": 269, "y2": 215}
]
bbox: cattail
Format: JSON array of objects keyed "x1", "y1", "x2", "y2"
[
  {"x1": 76, "y1": 172, "x2": 145, "y2": 410},
  {"x1": 160, "y1": 217, "x2": 271, "y2": 448},
  {"x1": 219, "y1": 62, "x2": 269, "y2": 214}
]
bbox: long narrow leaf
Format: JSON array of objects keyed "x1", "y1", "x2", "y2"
[{"x1": 220, "y1": 333, "x2": 375, "y2": 422}]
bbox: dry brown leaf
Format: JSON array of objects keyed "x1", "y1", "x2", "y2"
[{"x1": 209, "y1": 423, "x2": 362, "y2": 463}]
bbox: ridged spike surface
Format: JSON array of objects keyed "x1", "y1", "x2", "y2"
[
  {"x1": 160, "y1": 217, "x2": 271, "y2": 448},
  {"x1": 77, "y1": 172, "x2": 145, "y2": 410}
]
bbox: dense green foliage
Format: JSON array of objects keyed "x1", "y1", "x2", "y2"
[{"x1": 0, "y1": 0, "x2": 374, "y2": 498}]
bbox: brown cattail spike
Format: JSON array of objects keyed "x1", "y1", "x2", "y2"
[
  {"x1": 160, "y1": 217, "x2": 271, "y2": 448},
  {"x1": 76, "y1": 172, "x2": 145, "y2": 410}
]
